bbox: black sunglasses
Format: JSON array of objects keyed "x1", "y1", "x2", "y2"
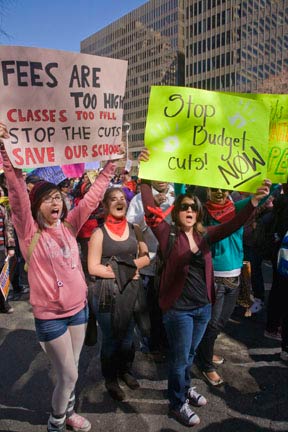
[{"x1": 179, "y1": 203, "x2": 198, "y2": 212}]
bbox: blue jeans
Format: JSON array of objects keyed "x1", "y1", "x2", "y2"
[{"x1": 163, "y1": 304, "x2": 211, "y2": 409}]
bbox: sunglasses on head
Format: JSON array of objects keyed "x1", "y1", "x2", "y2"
[{"x1": 179, "y1": 203, "x2": 198, "y2": 212}]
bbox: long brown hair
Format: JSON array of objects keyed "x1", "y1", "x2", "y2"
[{"x1": 171, "y1": 193, "x2": 206, "y2": 234}]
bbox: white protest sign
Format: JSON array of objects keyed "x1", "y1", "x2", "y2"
[{"x1": 0, "y1": 46, "x2": 128, "y2": 168}]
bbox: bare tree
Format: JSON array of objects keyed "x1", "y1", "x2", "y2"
[{"x1": 257, "y1": 69, "x2": 288, "y2": 94}]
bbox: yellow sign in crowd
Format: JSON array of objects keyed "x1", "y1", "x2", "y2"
[{"x1": 140, "y1": 86, "x2": 288, "y2": 192}]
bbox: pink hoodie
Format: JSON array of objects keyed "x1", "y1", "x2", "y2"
[{"x1": 1, "y1": 147, "x2": 116, "y2": 319}]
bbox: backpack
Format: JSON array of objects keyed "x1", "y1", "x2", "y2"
[
  {"x1": 277, "y1": 230, "x2": 288, "y2": 278},
  {"x1": 154, "y1": 224, "x2": 177, "y2": 294}
]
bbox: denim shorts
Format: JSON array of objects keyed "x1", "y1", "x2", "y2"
[{"x1": 34, "y1": 305, "x2": 89, "y2": 342}]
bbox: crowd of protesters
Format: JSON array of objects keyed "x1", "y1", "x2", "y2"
[{"x1": 0, "y1": 123, "x2": 287, "y2": 430}]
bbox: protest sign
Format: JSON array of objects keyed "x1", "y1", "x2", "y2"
[
  {"x1": 139, "y1": 86, "x2": 270, "y2": 192},
  {"x1": 228, "y1": 93, "x2": 288, "y2": 184},
  {"x1": 31, "y1": 166, "x2": 66, "y2": 185},
  {"x1": 0, "y1": 46, "x2": 127, "y2": 168},
  {"x1": 62, "y1": 163, "x2": 85, "y2": 178},
  {"x1": 0, "y1": 256, "x2": 17, "y2": 301}
]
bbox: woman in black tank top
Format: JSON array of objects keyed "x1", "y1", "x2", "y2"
[{"x1": 88, "y1": 187, "x2": 150, "y2": 402}]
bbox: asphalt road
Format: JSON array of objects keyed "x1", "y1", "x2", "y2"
[{"x1": 0, "y1": 279, "x2": 287, "y2": 432}]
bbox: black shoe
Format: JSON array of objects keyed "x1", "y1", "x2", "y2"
[
  {"x1": 0, "y1": 303, "x2": 14, "y2": 314},
  {"x1": 120, "y1": 372, "x2": 140, "y2": 390},
  {"x1": 105, "y1": 379, "x2": 126, "y2": 401}
]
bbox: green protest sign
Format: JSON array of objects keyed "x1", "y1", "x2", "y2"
[
  {"x1": 228, "y1": 93, "x2": 288, "y2": 184},
  {"x1": 139, "y1": 86, "x2": 270, "y2": 192}
]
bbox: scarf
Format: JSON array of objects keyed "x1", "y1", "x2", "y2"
[
  {"x1": 145, "y1": 205, "x2": 174, "y2": 227},
  {"x1": 205, "y1": 199, "x2": 236, "y2": 223},
  {"x1": 105, "y1": 214, "x2": 127, "y2": 237}
]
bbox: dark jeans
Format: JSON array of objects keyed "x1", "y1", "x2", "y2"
[
  {"x1": 244, "y1": 246, "x2": 265, "y2": 301},
  {"x1": 163, "y1": 304, "x2": 211, "y2": 410},
  {"x1": 197, "y1": 276, "x2": 240, "y2": 372},
  {"x1": 91, "y1": 294, "x2": 134, "y2": 359}
]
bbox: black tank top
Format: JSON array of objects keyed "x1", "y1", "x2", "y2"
[{"x1": 101, "y1": 223, "x2": 138, "y2": 265}]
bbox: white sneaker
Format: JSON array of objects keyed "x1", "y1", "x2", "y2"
[
  {"x1": 170, "y1": 401, "x2": 200, "y2": 426},
  {"x1": 249, "y1": 298, "x2": 264, "y2": 314},
  {"x1": 187, "y1": 387, "x2": 207, "y2": 407}
]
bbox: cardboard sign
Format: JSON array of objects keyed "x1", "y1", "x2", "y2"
[
  {"x1": 0, "y1": 46, "x2": 127, "y2": 167},
  {"x1": 139, "y1": 86, "x2": 270, "y2": 192}
]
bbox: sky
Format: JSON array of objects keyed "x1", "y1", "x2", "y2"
[{"x1": 0, "y1": 0, "x2": 147, "y2": 52}]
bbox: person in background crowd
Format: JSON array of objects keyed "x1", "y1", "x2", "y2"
[
  {"x1": 74, "y1": 177, "x2": 105, "y2": 280},
  {"x1": 26, "y1": 174, "x2": 41, "y2": 192},
  {"x1": 139, "y1": 147, "x2": 271, "y2": 427},
  {"x1": 243, "y1": 195, "x2": 275, "y2": 314},
  {"x1": 121, "y1": 170, "x2": 137, "y2": 192},
  {"x1": 110, "y1": 171, "x2": 121, "y2": 187},
  {"x1": 116, "y1": 170, "x2": 136, "y2": 204},
  {"x1": 196, "y1": 185, "x2": 272, "y2": 386},
  {"x1": 58, "y1": 179, "x2": 74, "y2": 211},
  {"x1": 72, "y1": 171, "x2": 90, "y2": 203},
  {"x1": 88, "y1": 187, "x2": 150, "y2": 402},
  {"x1": 0, "y1": 172, "x2": 16, "y2": 314},
  {"x1": 0, "y1": 121, "x2": 122, "y2": 432},
  {"x1": 12, "y1": 174, "x2": 42, "y2": 298},
  {"x1": 126, "y1": 180, "x2": 175, "y2": 360},
  {"x1": 265, "y1": 184, "x2": 288, "y2": 348}
]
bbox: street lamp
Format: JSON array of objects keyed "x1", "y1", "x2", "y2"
[{"x1": 122, "y1": 122, "x2": 131, "y2": 160}]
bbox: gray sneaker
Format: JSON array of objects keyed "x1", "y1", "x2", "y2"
[{"x1": 170, "y1": 400, "x2": 200, "y2": 426}]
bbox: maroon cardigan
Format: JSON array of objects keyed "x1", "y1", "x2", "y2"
[{"x1": 140, "y1": 183, "x2": 256, "y2": 312}]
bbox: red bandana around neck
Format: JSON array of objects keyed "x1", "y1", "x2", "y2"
[
  {"x1": 205, "y1": 199, "x2": 236, "y2": 223},
  {"x1": 105, "y1": 214, "x2": 127, "y2": 237}
]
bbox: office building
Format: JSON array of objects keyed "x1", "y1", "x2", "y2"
[
  {"x1": 81, "y1": 0, "x2": 288, "y2": 159},
  {"x1": 81, "y1": 0, "x2": 185, "y2": 158},
  {"x1": 186, "y1": 0, "x2": 288, "y2": 93}
]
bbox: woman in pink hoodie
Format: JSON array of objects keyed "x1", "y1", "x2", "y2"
[{"x1": 0, "y1": 122, "x2": 120, "y2": 432}]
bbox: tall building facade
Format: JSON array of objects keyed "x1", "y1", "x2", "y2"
[
  {"x1": 81, "y1": 0, "x2": 287, "y2": 158},
  {"x1": 185, "y1": 0, "x2": 288, "y2": 92},
  {"x1": 81, "y1": 0, "x2": 185, "y2": 159}
]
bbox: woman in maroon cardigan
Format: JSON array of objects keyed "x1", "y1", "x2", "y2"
[{"x1": 139, "y1": 148, "x2": 271, "y2": 427}]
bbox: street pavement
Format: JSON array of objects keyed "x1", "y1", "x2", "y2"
[{"x1": 0, "y1": 274, "x2": 288, "y2": 432}]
